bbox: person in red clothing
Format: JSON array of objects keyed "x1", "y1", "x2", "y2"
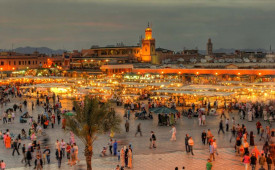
[
  {"x1": 256, "y1": 121, "x2": 261, "y2": 135},
  {"x1": 66, "y1": 143, "x2": 71, "y2": 164},
  {"x1": 242, "y1": 153, "x2": 250, "y2": 170}
]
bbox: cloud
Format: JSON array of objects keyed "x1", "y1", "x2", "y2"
[
  {"x1": 0, "y1": 0, "x2": 274, "y2": 51},
  {"x1": 68, "y1": 22, "x2": 124, "y2": 29}
]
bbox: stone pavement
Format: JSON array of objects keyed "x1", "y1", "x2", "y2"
[
  {"x1": 7, "y1": 147, "x2": 273, "y2": 170},
  {"x1": 0, "y1": 96, "x2": 274, "y2": 169}
]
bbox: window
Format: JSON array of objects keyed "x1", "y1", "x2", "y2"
[
  {"x1": 28, "y1": 61, "x2": 31, "y2": 65},
  {"x1": 33, "y1": 61, "x2": 34, "y2": 65},
  {"x1": 1, "y1": 61, "x2": 4, "y2": 65},
  {"x1": 9, "y1": 61, "x2": 11, "y2": 65},
  {"x1": 19, "y1": 61, "x2": 21, "y2": 65},
  {"x1": 14, "y1": 61, "x2": 16, "y2": 65},
  {"x1": 36, "y1": 61, "x2": 37, "y2": 64}
]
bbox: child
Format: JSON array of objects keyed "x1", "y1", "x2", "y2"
[
  {"x1": 100, "y1": 147, "x2": 107, "y2": 157},
  {"x1": 1, "y1": 160, "x2": 6, "y2": 170},
  {"x1": 117, "y1": 150, "x2": 120, "y2": 161}
]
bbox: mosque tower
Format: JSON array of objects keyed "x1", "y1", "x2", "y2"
[
  {"x1": 207, "y1": 38, "x2": 213, "y2": 55},
  {"x1": 141, "y1": 23, "x2": 156, "y2": 62}
]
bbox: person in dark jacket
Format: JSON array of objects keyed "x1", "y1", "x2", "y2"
[
  {"x1": 218, "y1": 120, "x2": 225, "y2": 134},
  {"x1": 201, "y1": 130, "x2": 206, "y2": 145},
  {"x1": 250, "y1": 153, "x2": 257, "y2": 170},
  {"x1": 26, "y1": 148, "x2": 32, "y2": 167},
  {"x1": 21, "y1": 144, "x2": 26, "y2": 163},
  {"x1": 267, "y1": 154, "x2": 272, "y2": 170},
  {"x1": 12, "y1": 139, "x2": 20, "y2": 156},
  {"x1": 124, "y1": 147, "x2": 128, "y2": 167},
  {"x1": 185, "y1": 134, "x2": 190, "y2": 153},
  {"x1": 56, "y1": 148, "x2": 63, "y2": 168}
]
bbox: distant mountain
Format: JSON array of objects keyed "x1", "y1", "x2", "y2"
[{"x1": 0, "y1": 46, "x2": 65, "y2": 55}]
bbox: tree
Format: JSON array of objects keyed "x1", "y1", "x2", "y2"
[{"x1": 65, "y1": 96, "x2": 121, "y2": 170}]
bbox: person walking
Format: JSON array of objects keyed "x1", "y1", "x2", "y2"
[
  {"x1": 125, "y1": 120, "x2": 129, "y2": 133},
  {"x1": 56, "y1": 148, "x2": 63, "y2": 168},
  {"x1": 229, "y1": 125, "x2": 236, "y2": 143},
  {"x1": 260, "y1": 126, "x2": 265, "y2": 141},
  {"x1": 124, "y1": 146, "x2": 128, "y2": 167},
  {"x1": 250, "y1": 153, "x2": 257, "y2": 170},
  {"x1": 73, "y1": 143, "x2": 79, "y2": 163},
  {"x1": 150, "y1": 131, "x2": 156, "y2": 149},
  {"x1": 43, "y1": 146, "x2": 51, "y2": 164},
  {"x1": 35, "y1": 155, "x2": 43, "y2": 170},
  {"x1": 243, "y1": 153, "x2": 250, "y2": 170},
  {"x1": 188, "y1": 136, "x2": 194, "y2": 155},
  {"x1": 135, "y1": 123, "x2": 142, "y2": 137},
  {"x1": 25, "y1": 148, "x2": 32, "y2": 167},
  {"x1": 225, "y1": 118, "x2": 229, "y2": 132},
  {"x1": 66, "y1": 143, "x2": 71, "y2": 165},
  {"x1": 12, "y1": 139, "x2": 20, "y2": 156},
  {"x1": 218, "y1": 120, "x2": 225, "y2": 134},
  {"x1": 108, "y1": 138, "x2": 113, "y2": 155},
  {"x1": 21, "y1": 144, "x2": 26, "y2": 163},
  {"x1": 209, "y1": 142, "x2": 215, "y2": 161},
  {"x1": 128, "y1": 146, "x2": 133, "y2": 169},
  {"x1": 259, "y1": 153, "x2": 266, "y2": 169},
  {"x1": 113, "y1": 140, "x2": 118, "y2": 156},
  {"x1": 120, "y1": 148, "x2": 125, "y2": 168},
  {"x1": 267, "y1": 154, "x2": 272, "y2": 170},
  {"x1": 220, "y1": 109, "x2": 226, "y2": 119},
  {"x1": 170, "y1": 125, "x2": 176, "y2": 141},
  {"x1": 256, "y1": 121, "x2": 261, "y2": 135},
  {"x1": 250, "y1": 131, "x2": 255, "y2": 146},
  {"x1": 70, "y1": 144, "x2": 75, "y2": 166},
  {"x1": 61, "y1": 139, "x2": 66, "y2": 157},
  {"x1": 185, "y1": 134, "x2": 190, "y2": 153},
  {"x1": 202, "y1": 130, "x2": 206, "y2": 145},
  {"x1": 263, "y1": 141, "x2": 269, "y2": 158},
  {"x1": 207, "y1": 129, "x2": 212, "y2": 145}
]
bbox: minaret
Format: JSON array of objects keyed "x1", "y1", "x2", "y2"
[
  {"x1": 141, "y1": 23, "x2": 156, "y2": 62},
  {"x1": 207, "y1": 38, "x2": 213, "y2": 55}
]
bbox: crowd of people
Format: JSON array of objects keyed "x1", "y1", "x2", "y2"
[
  {"x1": 0, "y1": 86, "x2": 82, "y2": 169},
  {"x1": 1, "y1": 84, "x2": 275, "y2": 170}
]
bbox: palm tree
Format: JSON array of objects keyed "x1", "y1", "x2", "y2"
[{"x1": 65, "y1": 96, "x2": 121, "y2": 170}]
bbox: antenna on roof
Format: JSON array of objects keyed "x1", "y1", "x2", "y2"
[
  {"x1": 11, "y1": 43, "x2": 14, "y2": 52},
  {"x1": 147, "y1": 22, "x2": 150, "y2": 27}
]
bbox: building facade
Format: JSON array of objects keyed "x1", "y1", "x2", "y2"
[
  {"x1": 63, "y1": 24, "x2": 156, "y2": 70},
  {"x1": 0, "y1": 51, "x2": 48, "y2": 71}
]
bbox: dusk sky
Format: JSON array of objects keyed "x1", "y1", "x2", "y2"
[{"x1": 1, "y1": 0, "x2": 275, "y2": 51}]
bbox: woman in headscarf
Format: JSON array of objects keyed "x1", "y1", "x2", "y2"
[
  {"x1": 249, "y1": 131, "x2": 255, "y2": 146},
  {"x1": 120, "y1": 147, "x2": 125, "y2": 168},
  {"x1": 128, "y1": 147, "x2": 133, "y2": 169}
]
